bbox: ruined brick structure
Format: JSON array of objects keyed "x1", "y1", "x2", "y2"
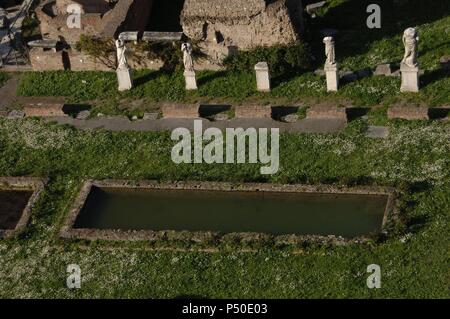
[
  {"x1": 30, "y1": 0, "x2": 305, "y2": 71},
  {"x1": 36, "y1": 0, "x2": 153, "y2": 44},
  {"x1": 181, "y1": 0, "x2": 304, "y2": 67},
  {"x1": 30, "y1": 0, "x2": 153, "y2": 71}
]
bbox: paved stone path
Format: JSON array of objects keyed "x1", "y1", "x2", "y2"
[
  {"x1": 0, "y1": 74, "x2": 19, "y2": 115},
  {"x1": 44, "y1": 116, "x2": 348, "y2": 133}
]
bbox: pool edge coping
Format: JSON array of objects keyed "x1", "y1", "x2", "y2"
[
  {"x1": 0, "y1": 177, "x2": 47, "y2": 239},
  {"x1": 60, "y1": 179, "x2": 398, "y2": 244}
]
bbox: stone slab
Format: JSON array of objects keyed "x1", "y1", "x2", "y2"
[
  {"x1": 161, "y1": 103, "x2": 199, "y2": 119},
  {"x1": 235, "y1": 105, "x2": 272, "y2": 119},
  {"x1": 387, "y1": 106, "x2": 429, "y2": 120},
  {"x1": 400, "y1": 63, "x2": 419, "y2": 93},
  {"x1": 255, "y1": 62, "x2": 271, "y2": 92},
  {"x1": 366, "y1": 126, "x2": 389, "y2": 138},
  {"x1": 24, "y1": 103, "x2": 67, "y2": 117},
  {"x1": 325, "y1": 65, "x2": 339, "y2": 91},
  {"x1": 117, "y1": 68, "x2": 133, "y2": 91},
  {"x1": 306, "y1": 106, "x2": 347, "y2": 122},
  {"x1": 184, "y1": 70, "x2": 198, "y2": 90}
]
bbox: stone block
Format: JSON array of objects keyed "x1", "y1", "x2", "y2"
[
  {"x1": 387, "y1": 106, "x2": 429, "y2": 120},
  {"x1": 400, "y1": 63, "x2": 419, "y2": 92},
  {"x1": 235, "y1": 105, "x2": 272, "y2": 119},
  {"x1": 184, "y1": 70, "x2": 198, "y2": 90},
  {"x1": 24, "y1": 104, "x2": 67, "y2": 117},
  {"x1": 117, "y1": 67, "x2": 133, "y2": 91},
  {"x1": 306, "y1": 106, "x2": 347, "y2": 122},
  {"x1": 254, "y1": 62, "x2": 271, "y2": 92},
  {"x1": 325, "y1": 64, "x2": 339, "y2": 91},
  {"x1": 374, "y1": 63, "x2": 393, "y2": 76},
  {"x1": 161, "y1": 103, "x2": 199, "y2": 118}
]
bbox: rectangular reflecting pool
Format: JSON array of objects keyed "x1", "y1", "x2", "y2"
[{"x1": 68, "y1": 182, "x2": 393, "y2": 239}]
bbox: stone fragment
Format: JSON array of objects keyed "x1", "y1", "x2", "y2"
[
  {"x1": 366, "y1": 126, "x2": 389, "y2": 138},
  {"x1": 374, "y1": 63, "x2": 393, "y2": 76},
  {"x1": 281, "y1": 114, "x2": 299, "y2": 123},
  {"x1": 76, "y1": 110, "x2": 90, "y2": 120},
  {"x1": 143, "y1": 112, "x2": 159, "y2": 120},
  {"x1": 6, "y1": 110, "x2": 25, "y2": 119}
]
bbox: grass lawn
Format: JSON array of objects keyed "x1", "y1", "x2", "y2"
[
  {"x1": 0, "y1": 117, "x2": 448, "y2": 298},
  {"x1": 0, "y1": 0, "x2": 448, "y2": 299}
]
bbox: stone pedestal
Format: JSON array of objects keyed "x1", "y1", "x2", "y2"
[
  {"x1": 184, "y1": 70, "x2": 198, "y2": 90},
  {"x1": 254, "y1": 62, "x2": 271, "y2": 92},
  {"x1": 325, "y1": 63, "x2": 339, "y2": 92},
  {"x1": 116, "y1": 67, "x2": 133, "y2": 91},
  {"x1": 400, "y1": 63, "x2": 419, "y2": 92}
]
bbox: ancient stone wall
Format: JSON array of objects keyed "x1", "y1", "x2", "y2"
[
  {"x1": 181, "y1": 0, "x2": 304, "y2": 66},
  {"x1": 36, "y1": 0, "x2": 153, "y2": 44}
]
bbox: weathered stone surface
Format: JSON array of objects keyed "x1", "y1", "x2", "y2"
[
  {"x1": 181, "y1": 0, "x2": 304, "y2": 67},
  {"x1": 387, "y1": 106, "x2": 429, "y2": 120},
  {"x1": 6, "y1": 110, "x2": 25, "y2": 119},
  {"x1": 184, "y1": 70, "x2": 198, "y2": 90},
  {"x1": 235, "y1": 105, "x2": 272, "y2": 119},
  {"x1": 340, "y1": 70, "x2": 357, "y2": 82},
  {"x1": 400, "y1": 63, "x2": 419, "y2": 92},
  {"x1": 440, "y1": 55, "x2": 450, "y2": 69},
  {"x1": 281, "y1": 114, "x2": 299, "y2": 123},
  {"x1": 36, "y1": 0, "x2": 152, "y2": 45},
  {"x1": 306, "y1": 106, "x2": 347, "y2": 122},
  {"x1": 117, "y1": 67, "x2": 133, "y2": 91},
  {"x1": 24, "y1": 103, "x2": 67, "y2": 117},
  {"x1": 76, "y1": 110, "x2": 91, "y2": 120},
  {"x1": 255, "y1": 62, "x2": 271, "y2": 92},
  {"x1": 366, "y1": 126, "x2": 389, "y2": 138},
  {"x1": 161, "y1": 103, "x2": 199, "y2": 119},
  {"x1": 210, "y1": 113, "x2": 230, "y2": 121},
  {"x1": 374, "y1": 63, "x2": 393, "y2": 76},
  {"x1": 306, "y1": 1, "x2": 326, "y2": 17},
  {"x1": 325, "y1": 64, "x2": 339, "y2": 91},
  {"x1": 143, "y1": 112, "x2": 159, "y2": 120}
]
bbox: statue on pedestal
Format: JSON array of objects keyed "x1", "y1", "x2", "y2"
[
  {"x1": 115, "y1": 38, "x2": 128, "y2": 70},
  {"x1": 323, "y1": 36, "x2": 336, "y2": 66},
  {"x1": 181, "y1": 42, "x2": 194, "y2": 72},
  {"x1": 402, "y1": 27, "x2": 419, "y2": 68}
]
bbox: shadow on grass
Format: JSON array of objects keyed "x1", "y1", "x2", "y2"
[
  {"x1": 420, "y1": 68, "x2": 450, "y2": 90},
  {"x1": 133, "y1": 70, "x2": 166, "y2": 88},
  {"x1": 305, "y1": 0, "x2": 450, "y2": 67},
  {"x1": 346, "y1": 107, "x2": 370, "y2": 122}
]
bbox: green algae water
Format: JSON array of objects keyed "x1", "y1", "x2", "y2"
[{"x1": 74, "y1": 187, "x2": 388, "y2": 238}]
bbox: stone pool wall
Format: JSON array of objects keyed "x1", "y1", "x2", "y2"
[
  {"x1": 0, "y1": 177, "x2": 47, "y2": 239},
  {"x1": 60, "y1": 180, "x2": 398, "y2": 246}
]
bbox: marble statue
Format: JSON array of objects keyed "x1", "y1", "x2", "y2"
[
  {"x1": 115, "y1": 38, "x2": 132, "y2": 91},
  {"x1": 115, "y1": 38, "x2": 128, "y2": 70},
  {"x1": 323, "y1": 36, "x2": 336, "y2": 66},
  {"x1": 181, "y1": 42, "x2": 194, "y2": 72},
  {"x1": 402, "y1": 27, "x2": 419, "y2": 68}
]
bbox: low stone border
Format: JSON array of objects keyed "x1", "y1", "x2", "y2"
[
  {"x1": 161, "y1": 103, "x2": 199, "y2": 118},
  {"x1": 306, "y1": 106, "x2": 348, "y2": 122},
  {"x1": 234, "y1": 105, "x2": 272, "y2": 119},
  {"x1": 0, "y1": 177, "x2": 47, "y2": 239},
  {"x1": 60, "y1": 180, "x2": 398, "y2": 245},
  {"x1": 387, "y1": 106, "x2": 429, "y2": 120}
]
